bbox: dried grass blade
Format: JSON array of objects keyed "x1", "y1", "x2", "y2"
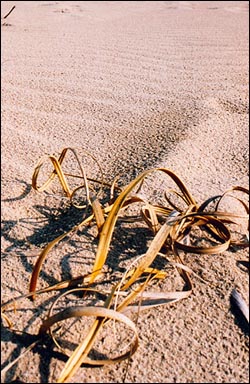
[
  {"x1": 44, "y1": 286, "x2": 138, "y2": 382},
  {"x1": 121, "y1": 221, "x2": 171, "y2": 290},
  {"x1": 46, "y1": 156, "x2": 72, "y2": 197},
  {"x1": 32, "y1": 154, "x2": 71, "y2": 197},
  {"x1": 123, "y1": 290, "x2": 192, "y2": 314},
  {"x1": 32, "y1": 154, "x2": 57, "y2": 192},
  {"x1": 41, "y1": 288, "x2": 115, "y2": 382},
  {"x1": 1, "y1": 312, "x2": 13, "y2": 328},
  {"x1": 157, "y1": 168, "x2": 197, "y2": 207},
  {"x1": 116, "y1": 273, "x2": 155, "y2": 313},
  {"x1": 174, "y1": 216, "x2": 231, "y2": 254},
  {"x1": 50, "y1": 306, "x2": 138, "y2": 381},
  {"x1": 63, "y1": 147, "x2": 92, "y2": 205},
  {"x1": 141, "y1": 203, "x2": 161, "y2": 234},
  {"x1": 90, "y1": 195, "x2": 105, "y2": 233},
  {"x1": 119, "y1": 261, "x2": 193, "y2": 315},
  {"x1": 88, "y1": 169, "x2": 155, "y2": 284}
]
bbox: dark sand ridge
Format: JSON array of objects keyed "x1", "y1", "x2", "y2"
[{"x1": 1, "y1": 1, "x2": 249, "y2": 383}]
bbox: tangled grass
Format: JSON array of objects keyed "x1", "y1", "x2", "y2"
[{"x1": 1, "y1": 147, "x2": 249, "y2": 383}]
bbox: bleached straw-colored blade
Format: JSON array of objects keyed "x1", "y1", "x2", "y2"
[
  {"x1": 32, "y1": 154, "x2": 71, "y2": 197},
  {"x1": 173, "y1": 215, "x2": 231, "y2": 254},
  {"x1": 121, "y1": 221, "x2": 171, "y2": 290},
  {"x1": 54, "y1": 306, "x2": 138, "y2": 382},
  {"x1": 38, "y1": 285, "x2": 138, "y2": 383},
  {"x1": 88, "y1": 169, "x2": 154, "y2": 284},
  {"x1": 141, "y1": 203, "x2": 161, "y2": 234},
  {"x1": 90, "y1": 195, "x2": 105, "y2": 233},
  {"x1": 123, "y1": 290, "x2": 192, "y2": 315}
]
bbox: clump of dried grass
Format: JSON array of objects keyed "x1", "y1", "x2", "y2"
[{"x1": 1, "y1": 147, "x2": 249, "y2": 383}]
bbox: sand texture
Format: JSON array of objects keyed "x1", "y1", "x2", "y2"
[{"x1": 1, "y1": 1, "x2": 249, "y2": 383}]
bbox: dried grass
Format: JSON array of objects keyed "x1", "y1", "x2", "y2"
[{"x1": 1, "y1": 147, "x2": 249, "y2": 383}]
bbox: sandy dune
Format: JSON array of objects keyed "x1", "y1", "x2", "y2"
[{"x1": 1, "y1": 1, "x2": 249, "y2": 383}]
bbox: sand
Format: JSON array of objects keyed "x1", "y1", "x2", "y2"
[{"x1": 1, "y1": 1, "x2": 249, "y2": 383}]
